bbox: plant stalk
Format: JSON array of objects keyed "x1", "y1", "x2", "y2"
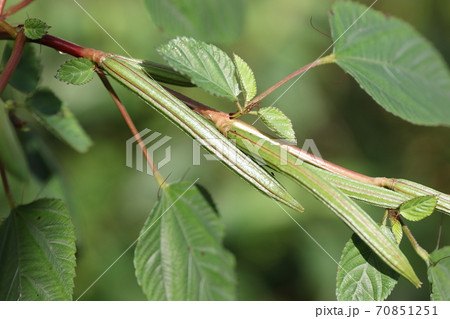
[
  {"x1": 98, "y1": 72, "x2": 166, "y2": 187},
  {"x1": 1, "y1": 0, "x2": 34, "y2": 18},
  {"x1": 248, "y1": 54, "x2": 336, "y2": 107},
  {"x1": 0, "y1": 29, "x2": 25, "y2": 94},
  {"x1": 402, "y1": 223, "x2": 430, "y2": 264}
]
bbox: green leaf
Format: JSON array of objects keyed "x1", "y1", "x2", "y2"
[
  {"x1": 0, "y1": 100, "x2": 29, "y2": 180},
  {"x1": 257, "y1": 107, "x2": 296, "y2": 141},
  {"x1": 0, "y1": 198, "x2": 76, "y2": 300},
  {"x1": 233, "y1": 53, "x2": 256, "y2": 105},
  {"x1": 24, "y1": 18, "x2": 50, "y2": 40},
  {"x1": 26, "y1": 88, "x2": 93, "y2": 153},
  {"x1": 145, "y1": 0, "x2": 244, "y2": 44},
  {"x1": 336, "y1": 228, "x2": 399, "y2": 301},
  {"x1": 389, "y1": 215, "x2": 403, "y2": 245},
  {"x1": 158, "y1": 37, "x2": 240, "y2": 101},
  {"x1": 329, "y1": 2, "x2": 450, "y2": 126},
  {"x1": 134, "y1": 182, "x2": 235, "y2": 300},
  {"x1": 1, "y1": 43, "x2": 40, "y2": 93},
  {"x1": 399, "y1": 195, "x2": 437, "y2": 221},
  {"x1": 55, "y1": 58, "x2": 95, "y2": 85},
  {"x1": 428, "y1": 246, "x2": 450, "y2": 301}
]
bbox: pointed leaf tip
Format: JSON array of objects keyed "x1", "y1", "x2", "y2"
[{"x1": 233, "y1": 54, "x2": 257, "y2": 105}]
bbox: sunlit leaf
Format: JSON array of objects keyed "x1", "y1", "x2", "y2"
[
  {"x1": 134, "y1": 182, "x2": 235, "y2": 300},
  {"x1": 336, "y1": 228, "x2": 399, "y2": 301},
  {"x1": 329, "y1": 2, "x2": 450, "y2": 126},
  {"x1": 399, "y1": 195, "x2": 437, "y2": 221},
  {"x1": 27, "y1": 89, "x2": 93, "y2": 153},
  {"x1": 158, "y1": 37, "x2": 240, "y2": 101},
  {"x1": 145, "y1": 0, "x2": 244, "y2": 44},
  {"x1": 24, "y1": 18, "x2": 50, "y2": 40},
  {"x1": 0, "y1": 198, "x2": 76, "y2": 300},
  {"x1": 257, "y1": 107, "x2": 296, "y2": 141},
  {"x1": 428, "y1": 246, "x2": 450, "y2": 301},
  {"x1": 55, "y1": 58, "x2": 95, "y2": 85},
  {"x1": 233, "y1": 53, "x2": 256, "y2": 105}
]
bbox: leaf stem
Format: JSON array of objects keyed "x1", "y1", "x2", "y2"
[
  {"x1": 0, "y1": 0, "x2": 6, "y2": 15},
  {"x1": 402, "y1": 222, "x2": 430, "y2": 263},
  {"x1": 0, "y1": 17, "x2": 17, "y2": 37},
  {"x1": 247, "y1": 54, "x2": 336, "y2": 107},
  {"x1": 1, "y1": 0, "x2": 34, "y2": 18},
  {"x1": 0, "y1": 29, "x2": 25, "y2": 94},
  {"x1": 0, "y1": 159, "x2": 15, "y2": 208},
  {"x1": 97, "y1": 72, "x2": 166, "y2": 188}
]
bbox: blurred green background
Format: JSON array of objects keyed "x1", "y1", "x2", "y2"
[{"x1": 1, "y1": 0, "x2": 449, "y2": 300}]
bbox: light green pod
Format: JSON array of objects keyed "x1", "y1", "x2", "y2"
[
  {"x1": 223, "y1": 119, "x2": 421, "y2": 287},
  {"x1": 99, "y1": 55, "x2": 303, "y2": 212}
]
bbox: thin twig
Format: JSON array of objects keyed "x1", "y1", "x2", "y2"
[
  {"x1": 1, "y1": 0, "x2": 34, "y2": 18},
  {"x1": 248, "y1": 55, "x2": 335, "y2": 107},
  {"x1": 97, "y1": 72, "x2": 166, "y2": 187},
  {"x1": 0, "y1": 0, "x2": 6, "y2": 15},
  {"x1": 0, "y1": 29, "x2": 25, "y2": 94},
  {"x1": 310, "y1": 16, "x2": 331, "y2": 39},
  {"x1": 402, "y1": 221, "x2": 430, "y2": 263},
  {"x1": 0, "y1": 17, "x2": 17, "y2": 37},
  {"x1": 0, "y1": 160, "x2": 15, "y2": 208}
]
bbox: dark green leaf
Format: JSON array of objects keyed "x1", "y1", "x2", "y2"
[
  {"x1": 1, "y1": 43, "x2": 40, "y2": 93},
  {"x1": 134, "y1": 182, "x2": 235, "y2": 300},
  {"x1": 336, "y1": 228, "x2": 399, "y2": 301},
  {"x1": 0, "y1": 198, "x2": 76, "y2": 300},
  {"x1": 26, "y1": 88, "x2": 93, "y2": 153},
  {"x1": 24, "y1": 18, "x2": 50, "y2": 40},
  {"x1": 257, "y1": 107, "x2": 296, "y2": 141},
  {"x1": 145, "y1": 0, "x2": 244, "y2": 44},
  {"x1": 428, "y1": 246, "x2": 450, "y2": 301},
  {"x1": 55, "y1": 58, "x2": 95, "y2": 85},
  {"x1": 399, "y1": 195, "x2": 437, "y2": 221},
  {"x1": 233, "y1": 53, "x2": 256, "y2": 105},
  {"x1": 329, "y1": 2, "x2": 450, "y2": 126},
  {"x1": 0, "y1": 100, "x2": 29, "y2": 180},
  {"x1": 158, "y1": 37, "x2": 240, "y2": 101}
]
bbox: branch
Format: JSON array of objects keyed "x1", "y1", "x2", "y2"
[
  {"x1": 97, "y1": 72, "x2": 166, "y2": 188},
  {"x1": 0, "y1": 29, "x2": 25, "y2": 94},
  {"x1": 1, "y1": 0, "x2": 34, "y2": 18},
  {"x1": 248, "y1": 54, "x2": 336, "y2": 107}
]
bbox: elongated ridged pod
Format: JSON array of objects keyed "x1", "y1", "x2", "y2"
[
  {"x1": 98, "y1": 55, "x2": 303, "y2": 212},
  {"x1": 221, "y1": 118, "x2": 421, "y2": 287},
  {"x1": 114, "y1": 56, "x2": 194, "y2": 87}
]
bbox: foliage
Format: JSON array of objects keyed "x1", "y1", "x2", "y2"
[{"x1": 0, "y1": 0, "x2": 449, "y2": 301}]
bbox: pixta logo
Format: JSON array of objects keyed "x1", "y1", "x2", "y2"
[{"x1": 126, "y1": 129, "x2": 172, "y2": 175}]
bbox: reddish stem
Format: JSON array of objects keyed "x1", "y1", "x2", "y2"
[
  {"x1": 0, "y1": 29, "x2": 25, "y2": 94},
  {"x1": 97, "y1": 72, "x2": 165, "y2": 187},
  {"x1": 248, "y1": 59, "x2": 322, "y2": 108},
  {"x1": 0, "y1": 0, "x2": 6, "y2": 15},
  {"x1": 1, "y1": 0, "x2": 34, "y2": 18}
]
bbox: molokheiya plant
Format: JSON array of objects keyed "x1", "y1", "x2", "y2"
[{"x1": 0, "y1": 0, "x2": 449, "y2": 301}]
